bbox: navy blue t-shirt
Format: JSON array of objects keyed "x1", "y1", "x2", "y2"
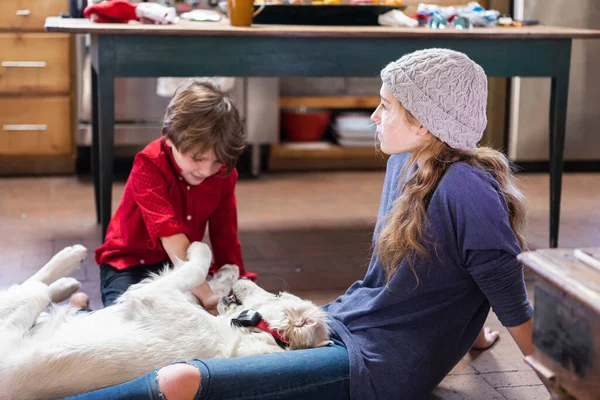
[{"x1": 324, "y1": 154, "x2": 533, "y2": 400}]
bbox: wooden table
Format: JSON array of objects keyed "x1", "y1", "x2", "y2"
[
  {"x1": 518, "y1": 247, "x2": 600, "y2": 400},
  {"x1": 45, "y1": 17, "x2": 600, "y2": 241}
]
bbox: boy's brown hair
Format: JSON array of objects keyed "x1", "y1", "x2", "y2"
[{"x1": 162, "y1": 79, "x2": 245, "y2": 174}]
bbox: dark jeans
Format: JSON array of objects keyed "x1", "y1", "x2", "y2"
[{"x1": 100, "y1": 261, "x2": 172, "y2": 307}]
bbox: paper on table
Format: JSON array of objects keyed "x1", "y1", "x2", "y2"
[{"x1": 378, "y1": 10, "x2": 418, "y2": 28}]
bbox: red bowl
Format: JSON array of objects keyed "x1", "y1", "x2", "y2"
[{"x1": 281, "y1": 108, "x2": 331, "y2": 142}]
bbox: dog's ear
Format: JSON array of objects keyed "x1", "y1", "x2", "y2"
[
  {"x1": 283, "y1": 304, "x2": 332, "y2": 350},
  {"x1": 295, "y1": 312, "x2": 318, "y2": 328}
]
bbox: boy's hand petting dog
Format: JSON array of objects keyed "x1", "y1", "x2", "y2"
[{"x1": 202, "y1": 293, "x2": 223, "y2": 316}]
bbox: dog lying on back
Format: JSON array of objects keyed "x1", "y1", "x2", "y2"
[{"x1": 0, "y1": 242, "x2": 331, "y2": 400}]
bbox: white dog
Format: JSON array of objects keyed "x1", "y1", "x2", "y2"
[{"x1": 0, "y1": 242, "x2": 331, "y2": 400}]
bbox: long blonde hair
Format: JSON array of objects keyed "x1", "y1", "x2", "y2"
[{"x1": 375, "y1": 137, "x2": 527, "y2": 284}]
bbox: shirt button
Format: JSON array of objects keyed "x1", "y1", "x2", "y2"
[
  {"x1": 187, "y1": 215, "x2": 192, "y2": 220},
  {"x1": 140, "y1": 259, "x2": 145, "y2": 264},
  {"x1": 187, "y1": 186, "x2": 190, "y2": 190},
  {"x1": 179, "y1": 177, "x2": 183, "y2": 181}
]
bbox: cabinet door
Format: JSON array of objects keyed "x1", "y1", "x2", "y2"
[{"x1": 0, "y1": 96, "x2": 71, "y2": 156}]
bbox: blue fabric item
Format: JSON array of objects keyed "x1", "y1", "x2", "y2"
[{"x1": 324, "y1": 153, "x2": 533, "y2": 400}]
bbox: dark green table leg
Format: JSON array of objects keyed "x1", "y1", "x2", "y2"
[
  {"x1": 549, "y1": 40, "x2": 572, "y2": 248},
  {"x1": 92, "y1": 35, "x2": 116, "y2": 239},
  {"x1": 91, "y1": 66, "x2": 100, "y2": 225}
]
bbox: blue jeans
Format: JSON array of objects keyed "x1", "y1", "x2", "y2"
[{"x1": 63, "y1": 337, "x2": 349, "y2": 400}]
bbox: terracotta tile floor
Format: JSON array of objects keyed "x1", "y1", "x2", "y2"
[{"x1": 1, "y1": 170, "x2": 598, "y2": 399}]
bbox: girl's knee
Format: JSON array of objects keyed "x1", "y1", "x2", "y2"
[{"x1": 157, "y1": 363, "x2": 201, "y2": 400}]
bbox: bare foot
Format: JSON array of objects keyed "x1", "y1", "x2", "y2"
[
  {"x1": 471, "y1": 327, "x2": 500, "y2": 350},
  {"x1": 69, "y1": 292, "x2": 90, "y2": 310}
]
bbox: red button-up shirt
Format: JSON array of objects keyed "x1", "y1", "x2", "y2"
[{"x1": 95, "y1": 138, "x2": 256, "y2": 280}]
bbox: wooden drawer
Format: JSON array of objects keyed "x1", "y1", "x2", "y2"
[
  {"x1": 0, "y1": 33, "x2": 71, "y2": 94},
  {"x1": 0, "y1": 96, "x2": 72, "y2": 156},
  {"x1": 0, "y1": 0, "x2": 69, "y2": 31}
]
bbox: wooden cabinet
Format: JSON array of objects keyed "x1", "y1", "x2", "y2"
[
  {"x1": 518, "y1": 248, "x2": 600, "y2": 400},
  {"x1": 0, "y1": 0, "x2": 74, "y2": 174}
]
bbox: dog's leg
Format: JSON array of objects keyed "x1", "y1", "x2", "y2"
[
  {"x1": 48, "y1": 277, "x2": 81, "y2": 304},
  {"x1": 0, "y1": 244, "x2": 82, "y2": 329},
  {"x1": 122, "y1": 242, "x2": 212, "y2": 302},
  {"x1": 151, "y1": 242, "x2": 212, "y2": 291},
  {"x1": 25, "y1": 245, "x2": 87, "y2": 286},
  {"x1": 209, "y1": 264, "x2": 240, "y2": 297},
  {"x1": 0, "y1": 281, "x2": 51, "y2": 334}
]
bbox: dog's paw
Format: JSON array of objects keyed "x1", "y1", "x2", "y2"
[
  {"x1": 187, "y1": 242, "x2": 212, "y2": 265},
  {"x1": 210, "y1": 264, "x2": 240, "y2": 296},
  {"x1": 48, "y1": 277, "x2": 81, "y2": 303},
  {"x1": 38, "y1": 245, "x2": 87, "y2": 284},
  {"x1": 215, "y1": 264, "x2": 240, "y2": 282},
  {"x1": 53, "y1": 245, "x2": 87, "y2": 268}
]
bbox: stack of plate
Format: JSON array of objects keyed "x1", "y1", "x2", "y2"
[{"x1": 333, "y1": 113, "x2": 376, "y2": 148}]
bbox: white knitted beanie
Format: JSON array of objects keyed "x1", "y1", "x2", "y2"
[{"x1": 381, "y1": 48, "x2": 488, "y2": 150}]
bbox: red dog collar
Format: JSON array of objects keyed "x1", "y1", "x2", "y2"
[
  {"x1": 231, "y1": 309, "x2": 290, "y2": 349},
  {"x1": 255, "y1": 319, "x2": 290, "y2": 348}
]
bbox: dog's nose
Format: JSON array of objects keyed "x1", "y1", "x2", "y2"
[{"x1": 221, "y1": 296, "x2": 233, "y2": 307}]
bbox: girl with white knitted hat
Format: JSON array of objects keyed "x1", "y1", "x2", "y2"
[
  {"x1": 66, "y1": 49, "x2": 534, "y2": 400},
  {"x1": 371, "y1": 47, "x2": 534, "y2": 381}
]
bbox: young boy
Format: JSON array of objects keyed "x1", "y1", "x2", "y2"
[{"x1": 93, "y1": 79, "x2": 256, "y2": 312}]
